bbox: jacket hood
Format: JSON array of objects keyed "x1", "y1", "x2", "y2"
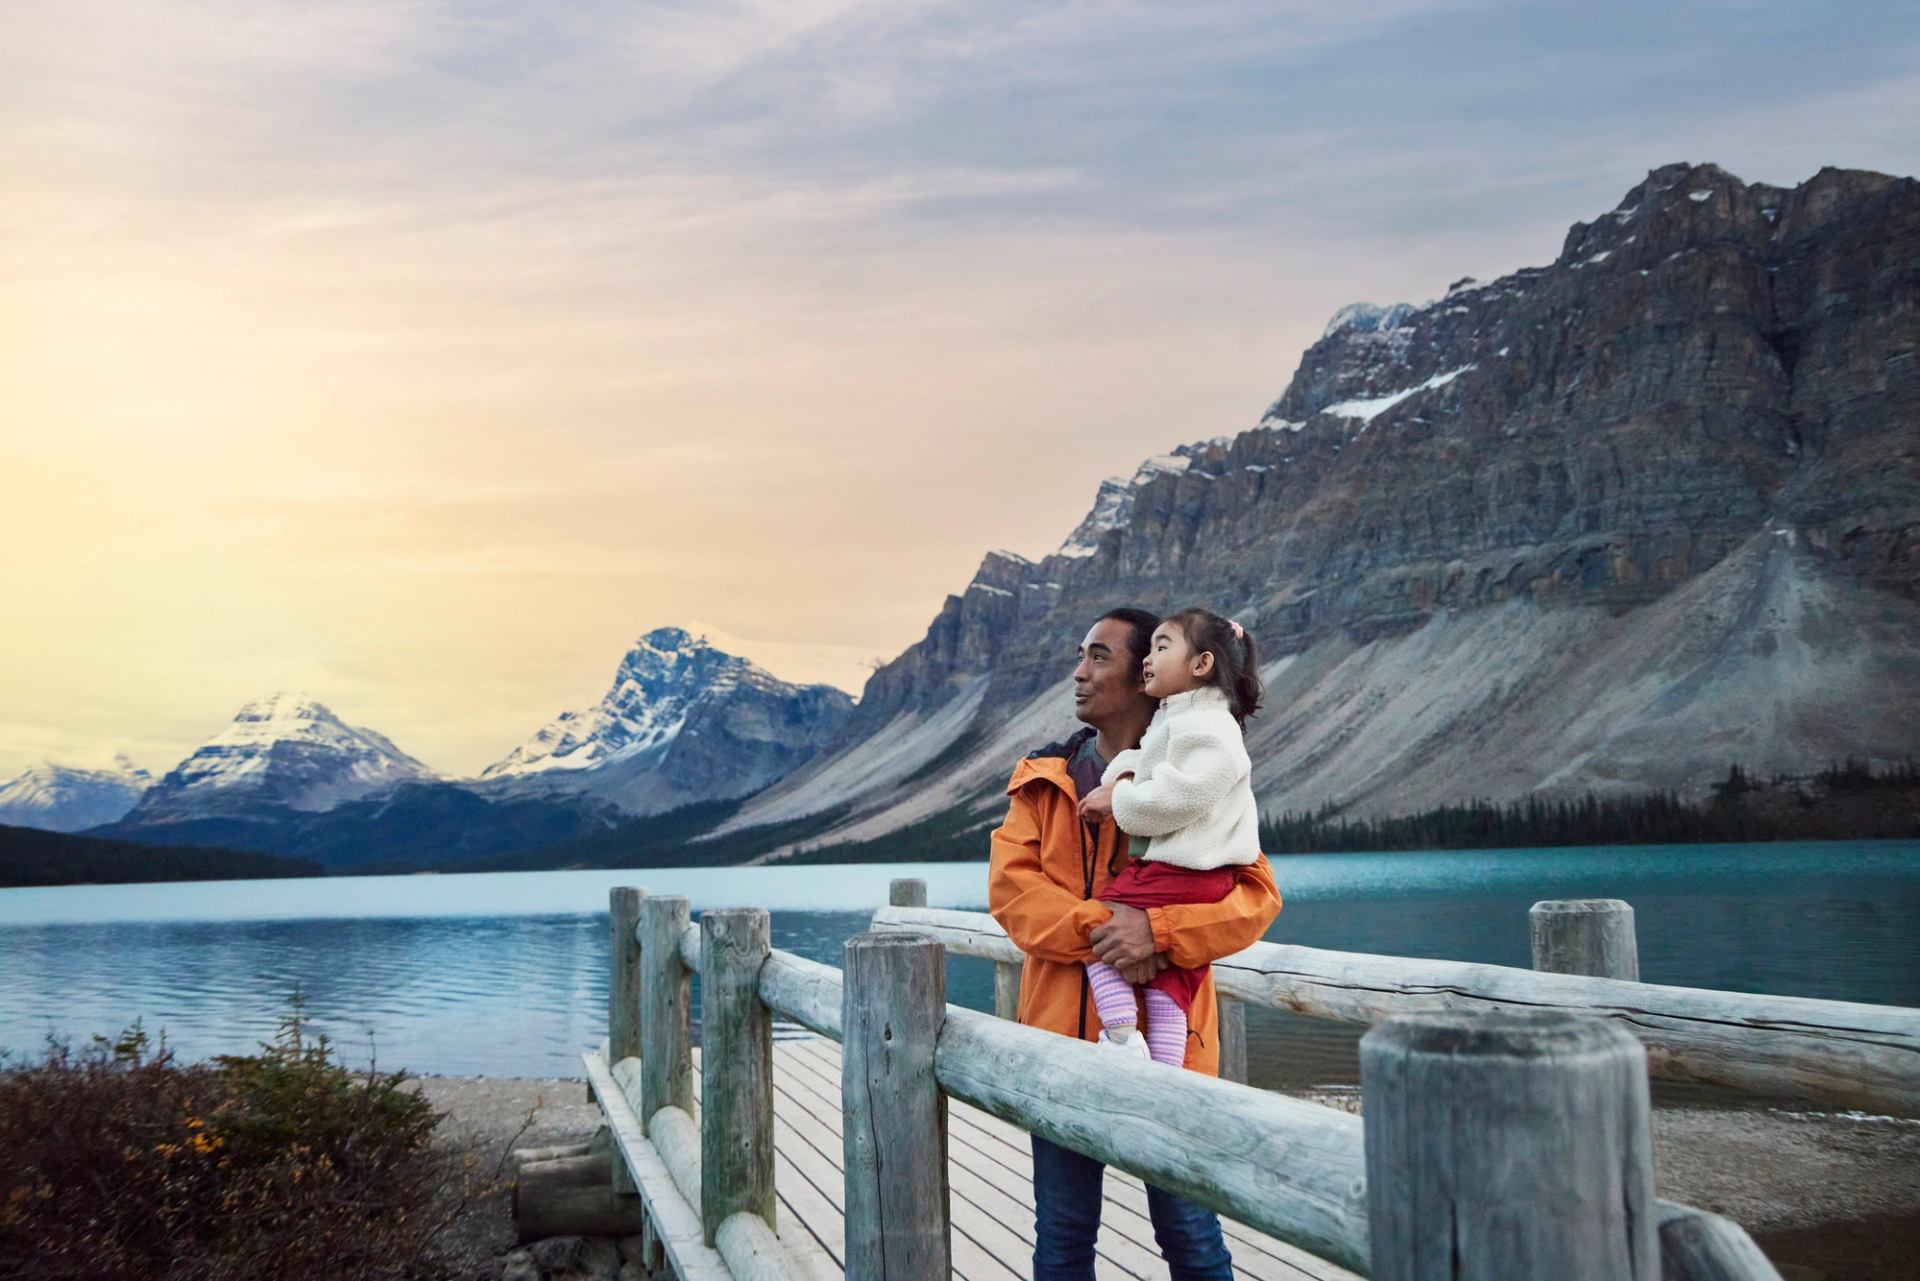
[{"x1": 1007, "y1": 726, "x2": 1096, "y2": 796}]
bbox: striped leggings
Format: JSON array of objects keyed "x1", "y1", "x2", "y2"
[{"x1": 1086, "y1": 961, "x2": 1186, "y2": 1066}]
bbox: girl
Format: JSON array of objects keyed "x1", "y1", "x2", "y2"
[{"x1": 1077, "y1": 606, "x2": 1263, "y2": 1066}]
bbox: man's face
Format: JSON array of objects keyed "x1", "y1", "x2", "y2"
[{"x1": 1074, "y1": 618, "x2": 1146, "y2": 728}]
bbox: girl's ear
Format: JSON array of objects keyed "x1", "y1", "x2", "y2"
[{"x1": 1192, "y1": 650, "x2": 1216, "y2": 679}]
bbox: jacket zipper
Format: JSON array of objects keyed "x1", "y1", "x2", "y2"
[{"x1": 1077, "y1": 816, "x2": 1095, "y2": 1042}]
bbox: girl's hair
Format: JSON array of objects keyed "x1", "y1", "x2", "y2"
[{"x1": 1162, "y1": 606, "x2": 1263, "y2": 726}]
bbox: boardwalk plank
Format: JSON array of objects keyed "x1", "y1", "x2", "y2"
[
  {"x1": 768, "y1": 1050, "x2": 1023, "y2": 1280},
  {"x1": 780, "y1": 1041, "x2": 1161, "y2": 1280},
  {"x1": 687, "y1": 1048, "x2": 849, "y2": 1281}
]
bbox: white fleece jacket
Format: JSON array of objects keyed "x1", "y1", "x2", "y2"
[{"x1": 1100, "y1": 685, "x2": 1260, "y2": 871}]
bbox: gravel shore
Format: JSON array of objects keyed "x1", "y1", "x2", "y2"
[{"x1": 409, "y1": 1071, "x2": 1920, "y2": 1280}]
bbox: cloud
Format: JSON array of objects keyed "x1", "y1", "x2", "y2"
[{"x1": 4, "y1": 0, "x2": 1914, "y2": 778}]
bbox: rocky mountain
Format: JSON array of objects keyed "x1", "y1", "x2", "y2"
[
  {"x1": 711, "y1": 162, "x2": 1920, "y2": 856},
  {"x1": 0, "y1": 756, "x2": 151, "y2": 832},
  {"x1": 116, "y1": 692, "x2": 436, "y2": 824},
  {"x1": 477, "y1": 627, "x2": 856, "y2": 816}
]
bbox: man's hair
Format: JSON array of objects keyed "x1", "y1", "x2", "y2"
[{"x1": 1097, "y1": 607, "x2": 1159, "y2": 682}]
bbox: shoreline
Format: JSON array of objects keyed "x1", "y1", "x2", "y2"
[
  {"x1": 8, "y1": 831, "x2": 1918, "y2": 891},
  {"x1": 410, "y1": 1068, "x2": 1920, "y2": 1281}
]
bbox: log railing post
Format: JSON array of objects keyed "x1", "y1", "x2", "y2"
[
  {"x1": 639, "y1": 895, "x2": 694, "y2": 1134},
  {"x1": 1531, "y1": 898, "x2": 1640, "y2": 980},
  {"x1": 842, "y1": 932, "x2": 951, "y2": 1280},
  {"x1": 1218, "y1": 994, "x2": 1248, "y2": 1085},
  {"x1": 888, "y1": 877, "x2": 927, "y2": 908},
  {"x1": 700, "y1": 907, "x2": 775, "y2": 1247},
  {"x1": 608, "y1": 887, "x2": 644, "y2": 1194},
  {"x1": 1361, "y1": 1011, "x2": 1658, "y2": 1279},
  {"x1": 993, "y1": 959, "x2": 1022, "y2": 1021}
]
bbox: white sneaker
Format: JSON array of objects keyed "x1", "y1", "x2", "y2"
[{"x1": 1097, "y1": 1030, "x2": 1152, "y2": 1062}]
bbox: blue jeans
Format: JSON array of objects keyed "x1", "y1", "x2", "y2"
[{"x1": 1030, "y1": 1134, "x2": 1235, "y2": 1280}]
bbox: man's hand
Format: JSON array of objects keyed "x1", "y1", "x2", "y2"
[
  {"x1": 1076, "y1": 783, "x2": 1116, "y2": 825},
  {"x1": 1090, "y1": 902, "x2": 1159, "y2": 969}
]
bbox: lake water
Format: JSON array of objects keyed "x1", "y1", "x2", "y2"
[{"x1": 2, "y1": 842, "x2": 1915, "y2": 1096}]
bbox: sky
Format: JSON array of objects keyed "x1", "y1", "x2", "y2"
[{"x1": 3, "y1": 0, "x2": 1916, "y2": 780}]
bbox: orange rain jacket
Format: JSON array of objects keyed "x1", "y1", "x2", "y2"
[{"x1": 986, "y1": 731, "x2": 1283, "y2": 1075}]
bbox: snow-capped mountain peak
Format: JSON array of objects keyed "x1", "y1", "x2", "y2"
[
  {"x1": 477, "y1": 626, "x2": 856, "y2": 814},
  {"x1": 124, "y1": 693, "x2": 435, "y2": 820},
  {"x1": 484, "y1": 628, "x2": 779, "y2": 779},
  {"x1": 0, "y1": 758, "x2": 153, "y2": 832}
]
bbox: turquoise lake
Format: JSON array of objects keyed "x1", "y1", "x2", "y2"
[{"x1": 2, "y1": 841, "x2": 1915, "y2": 1094}]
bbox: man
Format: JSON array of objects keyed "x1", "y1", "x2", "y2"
[{"x1": 987, "y1": 607, "x2": 1283, "y2": 1281}]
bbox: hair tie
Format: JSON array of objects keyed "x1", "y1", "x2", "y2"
[{"x1": 1228, "y1": 618, "x2": 1244, "y2": 640}]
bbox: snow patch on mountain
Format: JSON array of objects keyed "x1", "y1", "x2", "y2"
[
  {"x1": 1322, "y1": 301, "x2": 1423, "y2": 339},
  {"x1": 1322, "y1": 365, "x2": 1477, "y2": 426}
]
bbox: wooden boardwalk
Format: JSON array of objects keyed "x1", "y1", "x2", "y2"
[
  {"x1": 584, "y1": 890, "x2": 1831, "y2": 1281},
  {"x1": 683, "y1": 1036, "x2": 1358, "y2": 1281}
]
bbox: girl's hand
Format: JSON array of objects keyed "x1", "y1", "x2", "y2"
[
  {"x1": 1078, "y1": 783, "x2": 1115, "y2": 824},
  {"x1": 1119, "y1": 954, "x2": 1170, "y2": 987}
]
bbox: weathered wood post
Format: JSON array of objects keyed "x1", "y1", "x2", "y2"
[
  {"x1": 1530, "y1": 898, "x2": 1640, "y2": 980},
  {"x1": 993, "y1": 958, "x2": 1022, "y2": 1021},
  {"x1": 1217, "y1": 994, "x2": 1248, "y2": 1085},
  {"x1": 639, "y1": 895, "x2": 694, "y2": 1134},
  {"x1": 608, "y1": 887, "x2": 644, "y2": 1195},
  {"x1": 842, "y1": 932, "x2": 951, "y2": 1280},
  {"x1": 1361, "y1": 1011, "x2": 1657, "y2": 1280},
  {"x1": 888, "y1": 877, "x2": 927, "y2": 908},
  {"x1": 700, "y1": 907, "x2": 775, "y2": 1247}
]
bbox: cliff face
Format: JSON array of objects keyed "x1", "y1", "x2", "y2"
[{"x1": 718, "y1": 162, "x2": 1920, "y2": 848}]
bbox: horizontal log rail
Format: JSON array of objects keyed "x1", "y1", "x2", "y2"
[
  {"x1": 937, "y1": 1003, "x2": 1372, "y2": 1272},
  {"x1": 582, "y1": 885, "x2": 1790, "y2": 1281},
  {"x1": 868, "y1": 904, "x2": 1920, "y2": 1117}
]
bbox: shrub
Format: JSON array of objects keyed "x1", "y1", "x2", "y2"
[{"x1": 0, "y1": 994, "x2": 479, "y2": 1280}]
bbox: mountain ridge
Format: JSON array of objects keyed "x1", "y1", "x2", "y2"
[
  {"x1": 710, "y1": 160, "x2": 1920, "y2": 857},
  {"x1": 0, "y1": 757, "x2": 152, "y2": 833}
]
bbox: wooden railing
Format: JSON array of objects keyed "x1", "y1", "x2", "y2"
[
  {"x1": 868, "y1": 898, "x2": 1920, "y2": 1117},
  {"x1": 574, "y1": 882, "x2": 1909, "y2": 1281}
]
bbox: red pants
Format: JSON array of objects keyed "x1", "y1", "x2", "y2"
[{"x1": 1098, "y1": 860, "x2": 1238, "y2": 1014}]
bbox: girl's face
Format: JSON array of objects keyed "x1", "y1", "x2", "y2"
[{"x1": 1141, "y1": 621, "x2": 1214, "y2": 699}]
